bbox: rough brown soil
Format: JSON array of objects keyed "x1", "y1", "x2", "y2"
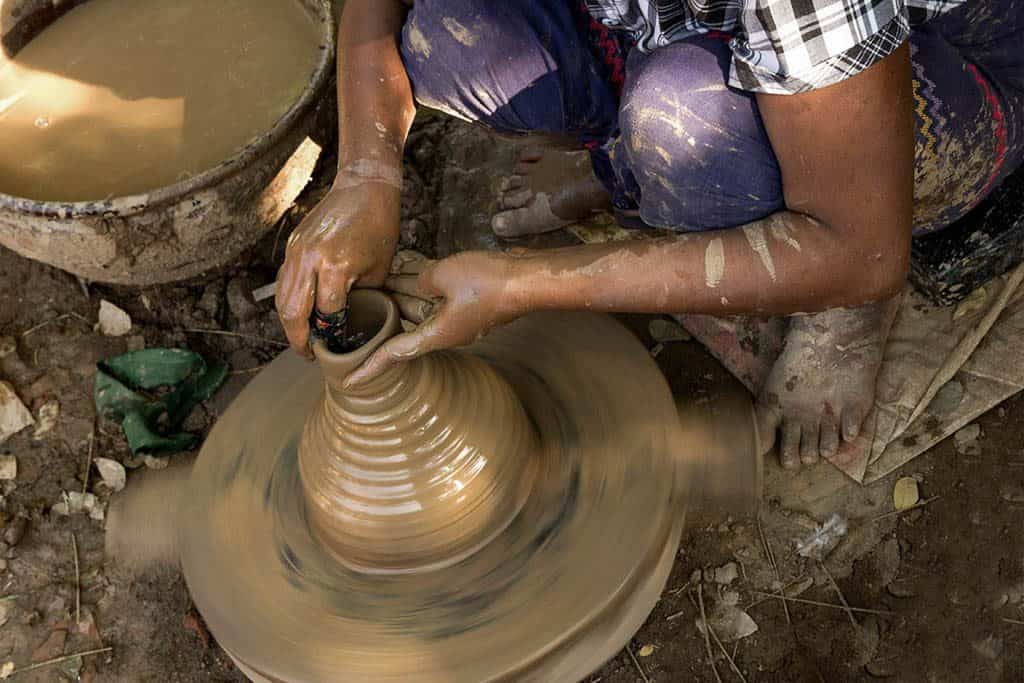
[{"x1": 0, "y1": 116, "x2": 1020, "y2": 682}]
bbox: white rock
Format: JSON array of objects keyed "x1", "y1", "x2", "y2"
[
  {"x1": 93, "y1": 458, "x2": 126, "y2": 492},
  {"x1": 0, "y1": 382, "x2": 34, "y2": 444},
  {"x1": 712, "y1": 561, "x2": 740, "y2": 585},
  {"x1": 51, "y1": 491, "x2": 98, "y2": 516},
  {"x1": 32, "y1": 400, "x2": 59, "y2": 440},
  {"x1": 696, "y1": 603, "x2": 759, "y2": 643},
  {"x1": 0, "y1": 456, "x2": 15, "y2": 481},
  {"x1": 96, "y1": 300, "x2": 132, "y2": 337}
]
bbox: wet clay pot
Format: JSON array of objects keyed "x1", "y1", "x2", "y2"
[
  {"x1": 300, "y1": 291, "x2": 539, "y2": 575},
  {"x1": 179, "y1": 290, "x2": 758, "y2": 682},
  {"x1": 0, "y1": 0, "x2": 334, "y2": 285}
]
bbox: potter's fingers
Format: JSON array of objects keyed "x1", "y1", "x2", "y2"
[
  {"x1": 389, "y1": 250, "x2": 433, "y2": 276},
  {"x1": 345, "y1": 313, "x2": 454, "y2": 387},
  {"x1": 314, "y1": 262, "x2": 353, "y2": 315},
  {"x1": 385, "y1": 274, "x2": 439, "y2": 301},
  {"x1": 275, "y1": 255, "x2": 315, "y2": 359},
  {"x1": 500, "y1": 188, "x2": 534, "y2": 210},
  {"x1": 779, "y1": 422, "x2": 801, "y2": 470},
  {"x1": 392, "y1": 293, "x2": 434, "y2": 324}
]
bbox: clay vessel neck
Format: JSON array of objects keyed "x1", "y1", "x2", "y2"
[{"x1": 298, "y1": 290, "x2": 538, "y2": 575}]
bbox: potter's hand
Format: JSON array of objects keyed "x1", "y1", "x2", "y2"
[
  {"x1": 345, "y1": 251, "x2": 526, "y2": 386},
  {"x1": 276, "y1": 178, "x2": 401, "y2": 357}
]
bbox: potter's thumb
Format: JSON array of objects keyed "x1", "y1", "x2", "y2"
[{"x1": 343, "y1": 333, "x2": 424, "y2": 388}]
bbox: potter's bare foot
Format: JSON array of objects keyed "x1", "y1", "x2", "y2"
[
  {"x1": 756, "y1": 298, "x2": 899, "y2": 469},
  {"x1": 492, "y1": 148, "x2": 611, "y2": 238},
  {"x1": 674, "y1": 314, "x2": 787, "y2": 397}
]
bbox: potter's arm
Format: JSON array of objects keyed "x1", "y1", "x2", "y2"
[
  {"x1": 277, "y1": 0, "x2": 415, "y2": 355},
  {"x1": 514, "y1": 45, "x2": 914, "y2": 317},
  {"x1": 351, "y1": 46, "x2": 914, "y2": 384}
]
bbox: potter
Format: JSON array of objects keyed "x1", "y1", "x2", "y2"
[{"x1": 277, "y1": 0, "x2": 1024, "y2": 470}]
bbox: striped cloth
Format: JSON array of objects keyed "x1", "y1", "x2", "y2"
[{"x1": 583, "y1": 0, "x2": 964, "y2": 93}]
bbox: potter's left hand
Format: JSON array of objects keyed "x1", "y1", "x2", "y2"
[{"x1": 345, "y1": 251, "x2": 527, "y2": 387}]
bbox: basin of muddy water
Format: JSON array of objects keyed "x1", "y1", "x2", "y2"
[{"x1": 0, "y1": 0, "x2": 335, "y2": 284}]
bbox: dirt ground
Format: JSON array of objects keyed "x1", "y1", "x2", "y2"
[{"x1": 0, "y1": 115, "x2": 1021, "y2": 682}]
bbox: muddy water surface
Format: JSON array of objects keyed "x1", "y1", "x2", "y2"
[{"x1": 0, "y1": 0, "x2": 320, "y2": 201}]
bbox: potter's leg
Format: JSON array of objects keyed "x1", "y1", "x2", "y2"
[
  {"x1": 399, "y1": 0, "x2": 619, "y2": 237},
  {"x1": 613, "y1": 36, "x2": 791, "y2": 406},
  {"x1": 908, "y1": 0, "x2": 1024, "y2": 233}
]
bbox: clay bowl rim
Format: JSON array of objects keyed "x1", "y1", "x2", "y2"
[
  {"x1": 0, "y1": 0, "x2": 335, "y2": 219},
  {"x1": 312, "y1": 290, "x2": 402, "y2": 376}
]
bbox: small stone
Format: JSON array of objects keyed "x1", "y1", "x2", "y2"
[
  {"x1": 954, "y1": 424, "x2": 982, "y2": 456},
  {"x1": 712, "y1": 561, "x2": 740, "y2": 585},
  {"x1": 696, "y1": 603, "x2": 758, "y2": 643},
  {"x1": 0, "y1": 337, "x2": 15, "y2": 359},
  {"x1": 0, "y1": 661, "x2": 12, "y2": 679},
  {"x1": 3, "y1": 516, "x2": 27, "y2": 547},
  {"x1": 93, "y1": 458, "x2": 126, "y2": 492},
  {"x1": 893, "y1": 477, "x2": 920, "y2": 511},
  {"x1": 0, "y1": 456, "x2": 15, "y2": 481},
  {"x1": 144, "y1": 455, "x2": 169, "y2": 471},
  {"x1": 95, "y1": 300, "x2": 132, "y2": 337},
  {"x1": 51, "y1": 491, "x2": 98, "y2": 517},
  {"x1": 32, "y1": 400, "x2": 59, "y2": 440},
  {"x1": 0, "y1": 382, "x2": 34, "y2": 444},
  {"x1": 638, "y1": 644, "x2": 655, "y2": 657}
]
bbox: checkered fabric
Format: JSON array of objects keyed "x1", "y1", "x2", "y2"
[{"x1": 584, "y1": 0, "x2": 965, "y2": 93}]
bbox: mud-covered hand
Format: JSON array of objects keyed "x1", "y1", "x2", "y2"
[
  {"x1": 344, "y1": 251, "x2": 527, "y2": 387},
  {"x1": 276, "y1": 180, "x2": 401, "y2": 357}
]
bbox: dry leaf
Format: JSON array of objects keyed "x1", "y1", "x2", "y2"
[
  {"x1": 96, "y1": 300, "x2": 132, "y2": 337},
  {"x1": 32, "y1": 400, "x2": 59, "y2": 439},
  {"x1": 638, "y1": 644, "x2": 655, "y2": 657},
  {"x1": 893, "y1": 477, "x2": 920, "y2": 511},
  {"x1": 0, "y1": 382, "x2": 34, "y2": 444},
  {"x1": 0, "y1": 456, "x2": 15, "y2": 481}
]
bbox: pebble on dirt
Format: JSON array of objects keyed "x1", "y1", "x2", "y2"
[
  {"x1": 0, "y1": 455, "x2": 15, "y2": 481},
  {"x1": 893, "y1": 477, "x2": 921, "y2": 511},
  {"x1": 51, "y1": 491, "x2": 104, "y2": 521},
  {"x1": 0, "y1": 382, "x2": 34, "y2": 444},
  {"x1": 94, "y1": 458, "x2": 126, "y2": 492},
  {"x1": 96, "y1": 300, "x2": 133, "y2": 337},
  {"x1": 954, "y1": 423, "x2": 982, "y2": 456},
  {"x1": 3, "y1": 516, "x2": 27, "y2": 547}
]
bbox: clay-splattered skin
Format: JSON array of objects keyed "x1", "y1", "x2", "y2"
[{"x1": 277, "y1": 0, "x2": 914, "y2": 466}]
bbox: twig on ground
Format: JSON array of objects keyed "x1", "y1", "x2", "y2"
[
  {"x1": 20, "y1": 312, "x2": 91, "y2": 338},
  {"x1": 750, "y1": 592, "x2": 897, "y2": 616},
  {"x1": 81, "y1": 428, "x2": 95, "y2": 496},
  {"x1": 229, "y1": 365, "x2": 268, "y2": 376},
  {"x1": 625, "y1": 644, "x2": 649, "y2": 683},
  {"x1": 1002, "y1": 618, "x2": 1024, "y2": 625},
  {"x1": 698, "y1": 584, "x2": 724, "y2": 683},
  {"x1": 819, "y1": 562, "x2": 857, "y2": 627},
  {"x1": 182, "y1": 329, "x2": 288, "y2": 348},
  {"x1": 5, "y1": 647, "x2": 112, "y2": 675},
  {"x1": 708, "y1": 619, "x2": 748, "y2": 683},
  {"x1": 71, "y1": 533, "x2": 80, "y2": 626},
  {"x1": 757, "y1": 514, "x2": 791, "y2": 625},
  {"x1": 873, "y1": 495, "x2": 941, "y2": 521}
]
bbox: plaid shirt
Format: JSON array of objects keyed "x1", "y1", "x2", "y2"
[{"x1": 584, "y1": 0, "x2": 964, "y2": 94}]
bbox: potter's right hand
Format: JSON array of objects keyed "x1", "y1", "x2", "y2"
[{"x1": 276, "y1": 178, "x2": 401, "y2": 358}]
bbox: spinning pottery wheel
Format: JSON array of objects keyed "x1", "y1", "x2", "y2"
[{"x1": 179, "y1": 291, "x2": 756, "y2": 682}]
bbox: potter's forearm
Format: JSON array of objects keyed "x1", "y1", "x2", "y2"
[
  {"x1": 509, "y1": 210, "x2": 906, "y2": 317},
  {"x1": 335, "y1": 0, "x2": 415, "y2": 179}
]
